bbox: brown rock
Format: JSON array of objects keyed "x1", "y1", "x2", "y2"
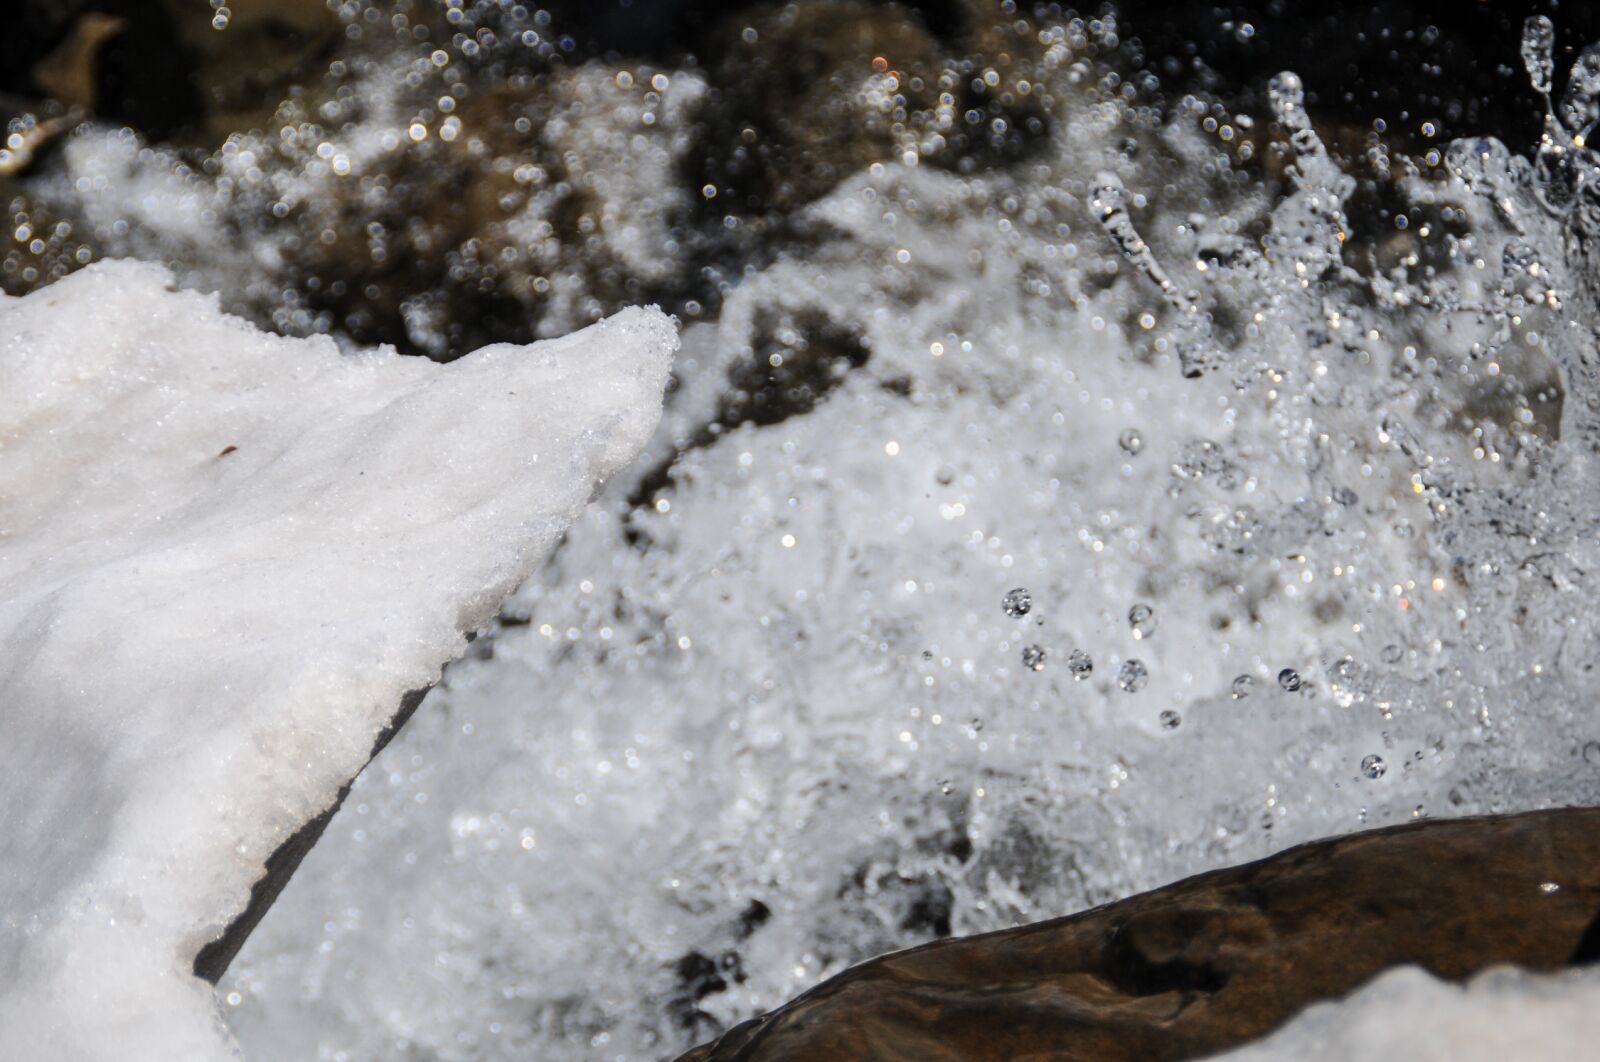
[{"x1": 679, "y1": 808, "x2": 1600, "y2": 1061}]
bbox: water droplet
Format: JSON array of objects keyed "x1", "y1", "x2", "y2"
[
  {"x1": 1158, "y1": 709, "x2": 1182, "y2": 730},
  {"x1": 1327, "y1": 657, "x2": 1363, "y2": 707},
  {"x1": 1067, "y1": 649, "x2": 1093, "y2": 680},
  {"x1": 1277, "y1": 668, "x2": 1302, "y2": 692},
  {"x1": 1523, "y1": 15, "x2": 1556, "y2": 98},
  {"x1": 1381, "y1": 644, "x2": 1404, "y2": 664},
  {"x1": 1360, "y1": 754, "x2": 1387, "y2": 779},
  {"x1": 1117, "y1": 659, "x2": 1148, "y2": 692},
  {"x1": 1118, "y1": 428, "x2": 1143, "y2": 455},
  {"x1": 1562, "y1": 45, "x2": 1600, "y2": 137},
  {"x1": 1021, "y1": 644, "x2": 1046, "y2": 671},
  {"x1": 1128, "y1": 603, "x2": 1157, "y2": 640},
  {"x1": 1231, "y1": 674, "x2": 1254, "y2": 699},
  {"x1": 1002, "y1": 587, "x2": 1032, "y2": 618}
]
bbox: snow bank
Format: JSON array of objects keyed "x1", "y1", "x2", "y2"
[{"x1": 0, "y1": 260, "x2": 675, "y2": 1060}]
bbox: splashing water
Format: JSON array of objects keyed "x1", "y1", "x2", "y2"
[
  {"x1": 11, "y1": 4, "x2": 1600, "y2": 1059},
  {"x1": 217, "y1": 11, "x2": 1600, "y2": 1058}
]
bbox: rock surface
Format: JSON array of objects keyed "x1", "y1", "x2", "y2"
[{"x1": 679, "y1": 808, "x2": 1600, "y2": 1061}]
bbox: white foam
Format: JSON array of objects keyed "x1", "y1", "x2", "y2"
[{"x1": 0, "y1": 260, "x2": 675, "y2": 1060}]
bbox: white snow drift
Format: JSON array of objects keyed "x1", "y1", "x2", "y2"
[{"x1": 0, "y1": 260, "x2": 675, "y2": 1060}]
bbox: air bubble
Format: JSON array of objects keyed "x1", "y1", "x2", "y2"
[
  {"x1": 1360, "y1": 754, "x2": 1387, "y2": 779},
  {"x1": 1118, "y1": 429, "x2": 1143, "y2": 455},
  {"x1": 1159, "y1": 709, "x2": 1181, "y2": 730},
  {"x1": 1231, "y1": 674, "x2": 1254, "y2": 699},
  {"x1": 1278, "y1": 668, "x2": 1302, "y2": 692},
  {"x1": 1021, "y1": 644, "x2": 1046, "y2": 671}
]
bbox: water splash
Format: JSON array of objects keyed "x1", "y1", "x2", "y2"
[{"x1": 24, "y1": 5, "x2": 1594, "y2": 1057}]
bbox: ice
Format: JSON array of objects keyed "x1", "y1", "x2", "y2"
[{"x1": 0, "y1": 260, "x2": 674, "y2": 1060}]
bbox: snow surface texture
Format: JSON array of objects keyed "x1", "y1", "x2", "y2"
[
  {"x1": 14, "y1": 7, "x2": 1600, "y2": 1062},
  {"x1": 0, "y1": 260, "x2": 674, "y2": 1060},
  {"x1": 1218, "y1": 964, "x2": 1600, "y2": 1060}
]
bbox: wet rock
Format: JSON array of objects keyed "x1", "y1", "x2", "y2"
[
  {"x1": 679, "y1": 808, "x2": 1600, "y2": 1061},
  {"x1": 693, "y1": 0, "x2": 947, "y2": 216}
]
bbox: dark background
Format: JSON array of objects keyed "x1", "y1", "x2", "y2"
[{"x1": 9, "y1": 0, "x2": 1600, "y2": 151}]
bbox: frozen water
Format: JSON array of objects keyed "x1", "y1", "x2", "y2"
[
  {"x1": 0, "y1": 262, "x2": 674, "y2": 1059},
  {"x1": 9, "y1": 3, "x2": 1600, "y2": 1060}
]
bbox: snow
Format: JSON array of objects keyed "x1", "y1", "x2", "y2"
[
  {"x1": 0, "y1": 260, "x2": 675, "y2": 1060},
  {"x1": 1218, "y1": 965, "x2": 1600, "y2": 1061}
]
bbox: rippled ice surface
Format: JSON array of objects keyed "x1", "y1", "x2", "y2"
[{"x1": 31, "y1": 7, "x2": 1600, "y2": 1059}]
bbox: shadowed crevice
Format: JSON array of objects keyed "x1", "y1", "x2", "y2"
[
  {"x1": 1571, "y1": 908, "x2": 1600, "y2": 965},
  {"x1": 193, "y1": 683, "x2": 434, "y2": 983}
]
